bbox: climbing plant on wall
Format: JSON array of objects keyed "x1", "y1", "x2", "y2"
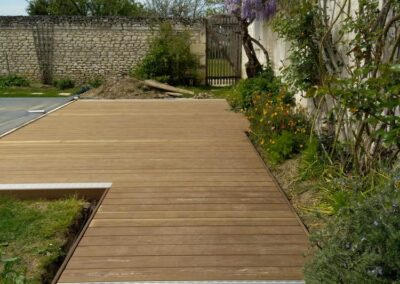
[
  {"x1": 273, "y1": 0, "x2": 400, "y2": 175},
  {"x1": 32, "y1": 22, "x2": 54, "y2": 85}
]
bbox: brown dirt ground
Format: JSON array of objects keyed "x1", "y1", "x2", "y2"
[
  {"x1": 271, "y1": 157, "x2": 323, "y2": 233},
  {"x1": 81, "y1": 78, "x2": 215, "y2": 100},
  {"x1": 80, "y1": 78, "x2": 171, "y2": 100}
]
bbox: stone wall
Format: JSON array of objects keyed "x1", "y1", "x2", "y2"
[{"x1": 0, "y1": 16, "x2": 206, "y2": 83}]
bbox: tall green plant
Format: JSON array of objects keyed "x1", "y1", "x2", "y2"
[
  {"x1": 135, "y1": 22, "x2": 199, "y2": 85},
  {"x1": 273, "y1": 1, "x2": 321, "y2": 91}
]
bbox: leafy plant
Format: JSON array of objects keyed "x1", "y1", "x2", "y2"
[
  {"x1": 305, "y1": 170, "x2": 400, "y2": 283},
  {"x1": 0, "y1": 253, "x2": 26, "y2": 284},
  {"x1": 272, "y1": 1, "x2": 321, "y2": 91},
  {"x1": 53, "y1": 78, "x2": 75, "y2": 90},
  {"x1": 0, "y1": 75, "x2": 30, "y2": 88},
  {"x1": 266, "y1": 131, "x2": 295, "y2": 164},
  {"x1": 228, "y1": 67, "x2": 280, "y2": 111},
  {"x1": 135, "y1": 21, "x2": 199, "y2": 85},
  {"x1": 228, "y1": 67, "x2": 310, "y2": 165},
  {"x1": 299, "y1": 137, "x2": 327, "y2": 180},
  {"x1": 247, "y1": 83, "x2": 310, "y2": 164},
  {"x1": 88, "y1": 77, "x2": 103, "y2": 88},
  {"x1": 273, "y1": 0, "x2": 400, "y2": 175},
  {"x1": 27, "y1": 0, "x2": 146, "y2": 17}
]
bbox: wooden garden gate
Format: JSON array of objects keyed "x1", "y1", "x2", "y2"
[{"x1": 206, "y1": 15, "x2": 242, "y2": 86}]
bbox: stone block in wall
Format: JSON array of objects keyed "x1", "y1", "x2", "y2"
[
  {"x1": 0, "y1": 16, "x2": 207, "y2": 84},
  {"x1": 190, "y1": 43, "x2": 206, "y2": 56}
]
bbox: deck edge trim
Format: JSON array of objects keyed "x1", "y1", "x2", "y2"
[
  {"x1": 0, "y1": 98, "x2": 77, "y2": 139},
  {"x1": 0, "y1": 183, "x2": 112, "y2": 190},
  {"x1": 59, "y1": 281, "x2": 305, "y2": 284}
]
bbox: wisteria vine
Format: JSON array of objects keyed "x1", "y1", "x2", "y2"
[{"x1": 225, "y1": 0, "x2": 277, "y2": 22}]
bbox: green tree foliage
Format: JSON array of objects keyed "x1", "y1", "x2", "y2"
[
  {"x1": 27, "y1": 0, "x2": 146, "y2": 16},
  {"x1": 144, "y1": 0, "x2": 224, "y2": 19}
]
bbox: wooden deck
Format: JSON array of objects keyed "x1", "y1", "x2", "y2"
[{"x1": 0, "y1": 99, "x2": 309, "y2": 283}]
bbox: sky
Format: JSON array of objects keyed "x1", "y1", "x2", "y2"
[{"x1": 0, "y1": 0, "x2": 28, "y2": 16}]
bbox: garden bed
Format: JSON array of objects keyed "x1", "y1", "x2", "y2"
[{"x1": 0, "y1": 197, "x2": 89, "y2": 283}]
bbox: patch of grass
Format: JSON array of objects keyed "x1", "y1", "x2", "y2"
[
  {"x1": 0, "y1": 197, "x2": 86, "y2": 283},
  {"x1": 0, "y1": 85, "x2": 81, "y2": 98},
  {"x1": 176, "y1": 85, "x2": 233, "y2": 98},
  {"x1": 209, "y1": 87, "x2": 233, "y2": 98},
  {"x1": 207, "y1": 59, "x2": 236, "y2": 77}
]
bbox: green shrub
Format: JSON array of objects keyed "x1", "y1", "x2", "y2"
[
  {"x1": 228, "y1": 67, "x2": 310, "y2": 165},
  {"x1": 135, "y1": 22, "x2": 199, "y2": 85},
  {"x1": 0, "y1": 75, "x2": 30, "y2": 88},
  {"x1": 228, "y1": 67, "x2": 280, "y2": 111},
  {"x1": 305, "y1": 170, "x2": 400, "y2": 283},
  {"x1": 266, "y1": 131, "x2": 295, "y2": 164},
  {"x1": 248, "y1": 85, "x2": 310, "y2": 165},
  {"x1": 53, "y1": 78, "x2": 75, "y2": 90},
  {"x1": 88, "y1": 77, "x2": 103, "y2": 88}
]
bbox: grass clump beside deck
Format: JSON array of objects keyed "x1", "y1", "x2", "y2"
[
  {"x1": 0, "y1": 86, "x2": 80, "y2": 98},
  {"x1": 0, "y1": 75, "x2": 83, "y2": 98},
  {"x1": 0, "y1": 197, "x2": 86, "y2": 284}
]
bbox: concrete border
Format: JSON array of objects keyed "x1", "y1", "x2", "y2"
[{"x1": 0, "y1": 182, "x2": 111, "y2": 201}]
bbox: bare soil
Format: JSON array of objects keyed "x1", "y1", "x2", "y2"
[
  {"x1": 271, "y1": 158, "x2": 322, "y2": 233},
  {"x1": 81, "y1": 78, "x2": 190, "y2": 100}
]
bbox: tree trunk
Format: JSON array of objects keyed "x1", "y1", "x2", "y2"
[{"x1": 241, "y1": 19, "x2": 263, "y2": 78}]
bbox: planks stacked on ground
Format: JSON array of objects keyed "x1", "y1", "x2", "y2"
[{"x1": 0, "y1": 100, "x2": 309, "y2": 283}]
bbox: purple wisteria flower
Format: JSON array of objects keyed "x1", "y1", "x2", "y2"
[{"x1": 225, "y1": 0, "x2": 277, "y2": 21}]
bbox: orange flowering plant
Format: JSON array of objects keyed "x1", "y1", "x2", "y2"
[{"x1": 247, "y1": 86, "x2": 310, "y2": 164}]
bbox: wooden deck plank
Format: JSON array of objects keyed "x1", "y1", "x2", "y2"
[
  {"x1": 73, "y1": 244, "x2": 308, "y2": 257},
  {"x1": 0, "y1": 100, "x2": 309, "y2": 283},
  {"x1": 100, "y1": 197, "x2": 287, "y2": 205},
  {"x1": 98, "y1": 204, "x2": 292, "y2": 212},
  {"x1": 103, "y1": 191, "x2": 284, "y2": 198},
  {"x1": 78, "y1": 234, "x2": 310, "y2": 246},
  {"x1": 66, "y1": 255, "x2": 306, "y2": 268},
  {"x1": 58, "y1": 267, "x2": 304, "y2": 282},
  {"x1": 84, "y1": 226, "x2": 305, "y2": 236},
  {"x1": 94, "y1": 210, "x2": 294, "y2": 219},
  {"x1": 89, "y1": 218, "x2": 300, "y2": 227}
]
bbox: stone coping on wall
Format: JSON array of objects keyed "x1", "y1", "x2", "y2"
[{"x1": 0, "y1": 16, "x2": 205, "y2": 28}]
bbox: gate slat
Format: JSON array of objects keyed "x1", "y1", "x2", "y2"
[{"x1": 206, "y1": 15, "x2": 242, "y2": 87}]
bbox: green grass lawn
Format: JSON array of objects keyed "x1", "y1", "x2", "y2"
[
  {"x1": 178, "y1": 85, "x2": 233, "y2": 99},
  {"x1": 0, "y1": 85, "x2": 81, "y2": 98},
  {"x1": 0, "y1": 197, "x2": 86, "y2": 283},
  {"x1": 207, "y1": 59, "x2": 237, "y2": 77}
]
